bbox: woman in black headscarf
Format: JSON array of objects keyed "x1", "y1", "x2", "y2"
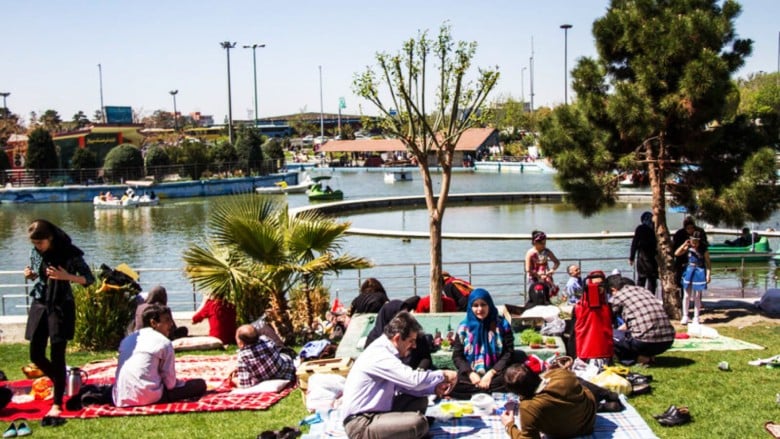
[
  {"x1": 365, "y1": 299, "x2": 434, "y2": 370},
  {"x1": 23, "y1": 219, "x2": 94, "y2": 419}
]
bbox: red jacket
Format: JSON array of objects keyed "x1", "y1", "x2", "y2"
[
  {"x1": 192, "y1": 298, "x2": 237, "y2": 345},
  {"x1": 415, "y1": 295, "x2": 458, "y2": 313}
]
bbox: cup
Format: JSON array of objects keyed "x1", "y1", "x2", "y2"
[{"x1": 718, "y1": 361, "x2": 730, "y2": 371}]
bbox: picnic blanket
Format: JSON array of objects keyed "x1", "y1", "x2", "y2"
[
  {"x1": 669, "y1": 334, "x2": 764, "y2": 352},
  {"x1": 0, "y1": 354, "x2": 295, "y2": 421},
  {"x1": 302, "y1": 394, "x2": 658, "y2": 439}
]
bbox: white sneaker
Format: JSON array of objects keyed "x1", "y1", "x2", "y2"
[
  {"x1": 692, "y1": 318, "x2": 700, "y2": 325},
  {"x1": 680, "y1": 317, "x2": 689, "y2": 325}
]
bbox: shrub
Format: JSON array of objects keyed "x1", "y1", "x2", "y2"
[
  {"x1": 144, "y1": 145, "x2": 171, "y2": 181},
  {"x1": 72, "y1": 280, "x2": 138, "y2": 351},
  {"x1": 103, "y1": 143, "x2": 144, "y2": 183}
]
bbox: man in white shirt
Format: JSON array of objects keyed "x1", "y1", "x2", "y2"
[
  {"x1": 112, "y1": 304, "x2": 206, "y2": 407},
  {"x1": 341, "y1": 311, "x2": 457, "y2": 438}
]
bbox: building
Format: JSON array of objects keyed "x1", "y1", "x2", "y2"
[{"x1": 319, "y1": 127, "x2": 499, "y2": 167}]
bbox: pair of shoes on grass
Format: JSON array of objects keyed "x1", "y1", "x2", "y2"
[
  {"x1": 766, "y1": 421, "x2": 780, "y2": 438},
  {"x1": 257, "y1": 426, "x2": 301, "y2": 439},
  {"x1": 3, "y1": 420, "x2": 31, "y2": 438},
  {"x1": 654, "y1": 405, "x2": 692, "y2": 427}
]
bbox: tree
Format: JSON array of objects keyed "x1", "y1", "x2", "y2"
[
  {"x1": 737, "y1": 71, "x2": 780, "y2": 132},
  {"x1": 182, "y1": 194, "x2": 371, "y2": 342},
  {"x1": 209, "y1": 141, "x2": 238, "y2": 175},
  {"x1": 103, "y1": 143, "x2": 144, "y2": 182},
  {"x1": 143, "y1": 110, "x2": 175, "y2": 129},
  {"x1": 234, "y1": 126, "x2": 264, "y2": 175},
  {"x1": 26, "y1": 128, "x2": 59, "y2": 185},
  {"x1": 176, "y1": 139, "x2": 210, "y2": 180},
  {"x1": 354, "y1": 23, "x2": 499, "y2": 311},
  {"x1": 70, "y1": 147, "x2": 99, "y2": 184},
  {"x1": 538, "y1": 0, "x2": 775, "y2": 318},
  {"x1": 72, "y1": 111, "x2": 91, "y2": 129},
  {"x1": 40, "y1": 109, "x2": 62, "y2": 133},
  {"x1": 0, "y1": 146, "x2": 10, "y2": 185},
  {"x1": 262, "y1": 137, "x2": 286, "y2": 174},
  {"x1": 144, "y1": 145, "x2": 171, "y2": 181}
]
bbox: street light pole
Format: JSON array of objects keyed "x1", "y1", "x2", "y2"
[
  {"x1": 521, "y1": 67, "x2": 527, "y2": 107},
  {"x1": 169, "y1": 90, "x2": 179, "y2": 131},
  {"x1": 319, "y1": 65, "x2": 324, "y2": 141},
  {"x1": 560, "y1": 24, "x2": 573, "y2": 105},
  {"x1": 220, "y1": 41, "x2": 237, "y2": 144},
  {"x1": 0, "y1": 92, "x2": 9, "y2": 119},
  {"x1": 243, "y1": 43, "x2": 266, "y2": 128},
  {"x1": 97, "y1": 63, "x2": 105, "y2": 123}
]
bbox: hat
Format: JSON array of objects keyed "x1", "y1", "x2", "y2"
[{"x1": 641, "y1": 211, "x2": 652, "y2": 223}]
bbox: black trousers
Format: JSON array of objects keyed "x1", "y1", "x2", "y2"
[{"x1": 30, "y1": 312, "x2": 67, "y2": 406}]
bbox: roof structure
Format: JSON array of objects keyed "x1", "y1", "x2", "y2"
[{"x1": 319, "y1": 127, "x2": 497, "y2": 153}]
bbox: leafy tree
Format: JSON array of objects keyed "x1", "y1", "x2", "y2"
[
  {"x1": 495, "y1": 98, "x2": 531, "y2": 142},
  {"x1": 0, "y1": 111, "x2": 24, "y2": 146},
  {"x1": 93, "y1": 109, "x2": 104, "y2": 123},
  {"x1": 70, "y1": 147, "x2": 99, "y2": 184},
  {"x1": 262, "y1": 137, "x2": 285, "y2": 173},
  {"x1": 176, "y1": 139, "x2": 210, "y2": 180},
  {"x1": 209, "y1": 141, "x2": 238, "y2": 175},
  {"x1": 737, "y1": 71, "x2": 780, "y2": 132},
  {"x1": 103, "y1": 143, "x2": 144, "y2": 182},
  {"x1": 40, "y1": 109, "x2": 62, "y2": 133},
  {"x1": 234, "y1": 126, "x2": 264, "y2": 174},
  {"x1": 182, "y1": 194, "x2": 371, "y2": 342},
  {"x1": 143, "y1": 110, "x2": 175, "y2": 129},
  {"x1": 289, "y1": 109, "x2": 318, "y2": 136},
  {"x1": 354, "y1": 23, "x2": 499, "y2": 310},
  {"x1": 26, "y1": 128, "x2": 59, "y2": 185},
  {"x1": 538, "y1": 0, "x2": 774, "y2": 318},
  {"x1": 144, "y1": 145, "x2": 171, "y2": 181},
  {"x1": 72, "y1": 111, "x2": 90, "y2": 129}
]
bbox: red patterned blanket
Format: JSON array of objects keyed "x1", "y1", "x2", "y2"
[{"x1": 0, "y1": 354, "x2": 294, "y2": 421}]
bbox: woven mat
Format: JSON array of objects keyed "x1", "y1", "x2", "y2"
[
  {"x1": 669, "y1": 335, "x2": 764, "y2": 352},
  {"x1": 0, "y1": 354, "x2": 294, "y2": 421},
  {"x1": 302, "y1": 394, "x2": 657, "y2": 439}
]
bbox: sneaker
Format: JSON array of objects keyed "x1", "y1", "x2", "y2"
[
  {"x1": 680, "y1": 317, "x2": 689, "y2": 325},
  {"x1": 3, "y1": 422, "x2": 16, "y2": 438},
  {"x1": 15, "y1": 422, "x2": 30, "y2": 438},
  {"x1": 692, "y1": 318, "x2": 700, "y2": 325}
]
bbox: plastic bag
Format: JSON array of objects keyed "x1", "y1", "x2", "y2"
[
  {"x1": 590, "y1": 369, "x2": 632, "y2": 396},
  {"x1": 540, "y1": 317, "x2": 566, "y2": 336},
  {"x1": 305, "y1": 373, "x2": 345, "y2": 413}
]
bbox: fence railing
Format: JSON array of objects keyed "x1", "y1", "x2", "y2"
[{"x1": 1, "y1": 256, "x2": 774, "y2": 316}]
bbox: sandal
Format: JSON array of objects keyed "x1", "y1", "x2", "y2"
[{"x1": 766, "y1": 421, "x2": 780, "y2": 439}]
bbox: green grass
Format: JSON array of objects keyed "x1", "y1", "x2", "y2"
[{"x1": 0, "y1": 322, "x2": 778, "y2": 438}]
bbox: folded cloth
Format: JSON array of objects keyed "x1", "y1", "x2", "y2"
[{"x1": 748, "y1": 354, "x2": 780, "y2": 367}]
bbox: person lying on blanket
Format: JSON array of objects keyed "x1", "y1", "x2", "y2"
[
  {"x1": 113, "y1": 304, "x2": 207, "y2": 407},
  {"x1": 499, "y1": 358, "x2": 622, "y2": 439},
  {"x1": 230, "y1": 324, "x2": 296, "y2": 388}
]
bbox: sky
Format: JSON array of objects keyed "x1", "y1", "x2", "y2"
[{"x1": 2, "y1": 0, "x2": 779, "y2": 125}]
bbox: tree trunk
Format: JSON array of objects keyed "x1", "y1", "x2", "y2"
[
  {"x1": 267, "y1": 290, "x2": 294, "y2": 343},
  {"x1": 647, "y1": 138, "x2": 681, "y2": 319},
  {"x1": 419, "y1": 161, "x2": 445, "y2": 313}
]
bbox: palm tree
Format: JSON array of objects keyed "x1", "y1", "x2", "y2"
[{"x1": 182, "y1": 193, "x2": 371, "y2": 342}]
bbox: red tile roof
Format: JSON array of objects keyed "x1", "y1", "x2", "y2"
[{"x1": 319, "y1": 127, "x2": 496, "y2": 153}]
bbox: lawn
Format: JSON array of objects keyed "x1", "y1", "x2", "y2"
[{"x1": 0, "y1": 322, "x2": 778, "y2": 438}]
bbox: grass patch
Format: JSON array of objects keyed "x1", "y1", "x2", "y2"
[{"x1": 0, "y1": 322, "x2": 777, "y2": 437}]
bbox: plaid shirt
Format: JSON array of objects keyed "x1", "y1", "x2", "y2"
[
  {"x1": 611, "y1": 285, "x2": 675, "y2": 343},
  {"x1": 236, "y1": 338, "x2": 295, "y2": 388}
]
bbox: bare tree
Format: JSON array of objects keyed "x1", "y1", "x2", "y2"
[{"x1": 354, "y1": 23, "x2": 498, "y2": 311}]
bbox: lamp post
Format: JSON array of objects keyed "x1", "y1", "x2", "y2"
[
  {"x1": 242, "y1": 44, "x2": 266, "y2": 128},
  {"x1": 560, "y1": 24, "x2": 573, "y2": 105},
  {"x1": 97, "y1": 63, "x2": 105, "y2": 123},
  {"x1": 521, "y1": 67, "x2": 527, "y2": 107},
  {"x1": 0, "y1": 92, "x2": 9, "y2": 119},
  {"x1": 220, "y1": 41, "x2": 237, "y2": 144},
  {"x1": 319, "y1": 65, "x2": 324, "y2": 141},
  {"x1": 169, "y1": 90, "x2": 179, "y2": 130}
]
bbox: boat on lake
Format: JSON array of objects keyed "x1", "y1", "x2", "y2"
[
  {"x1": 93, "y1": 188, "x2": 159, "y2": 209},
  {"x1": 255, "y1": 174, "x2": 313, "y2": 194},
  {"x1": 708, "y1": 236, "x2": 773, "y2": 262},
  {"x1": 307, "y1": 176, "x2": 344, "y2": 201}
]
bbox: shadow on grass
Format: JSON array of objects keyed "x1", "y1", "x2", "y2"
[{"x1": 650, "y1": 356, "x2": 695, "y2": 368}]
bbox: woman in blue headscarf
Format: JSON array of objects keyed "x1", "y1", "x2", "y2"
[{"x1": 450, "y1": 288, "x2": 525, "y2": 398}]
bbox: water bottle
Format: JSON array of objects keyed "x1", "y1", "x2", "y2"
[{"x1": 66, "y1": 367, "x2": 88, "y2": 397}]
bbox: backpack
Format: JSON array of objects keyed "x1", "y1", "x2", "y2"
[{"x1": 443, "y1": 275, "x2": 474, "y2": 311}]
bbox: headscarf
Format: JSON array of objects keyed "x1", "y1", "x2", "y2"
[
  {"x1": 457, "y1": 288, "x2": 507, "y2": 374},
  {"x1": 641, "y1": 211, "x2": 653, "y2": 227},
  {"x1": 145, "y1": 285, "x2": 168, "y2": 305},
  {"x1": 29, "y1": 219, "x2": 84, "y2": 269},
  {"x1": 365, "y1": 299, "x2": 412, "y2": 347}
]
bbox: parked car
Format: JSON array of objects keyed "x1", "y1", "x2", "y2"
[{"x1": 302, "y1": 135, "x2": 314, "y2": 145}]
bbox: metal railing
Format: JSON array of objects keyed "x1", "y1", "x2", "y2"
[{"x1": 0, "y1": 256, "x2": 774, "y2": 316}]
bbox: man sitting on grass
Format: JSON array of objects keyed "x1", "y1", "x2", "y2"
[
  {"x1": 113, "y1": 304, "x2": 207, "y2": 407},
  {"x1": 230, "y1": 324, "x2": 296, "y2": 388}
]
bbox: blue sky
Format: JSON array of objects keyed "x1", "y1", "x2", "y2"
[{"x1": 2, "y1": 0, "x2": 778, "y2": 125}]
